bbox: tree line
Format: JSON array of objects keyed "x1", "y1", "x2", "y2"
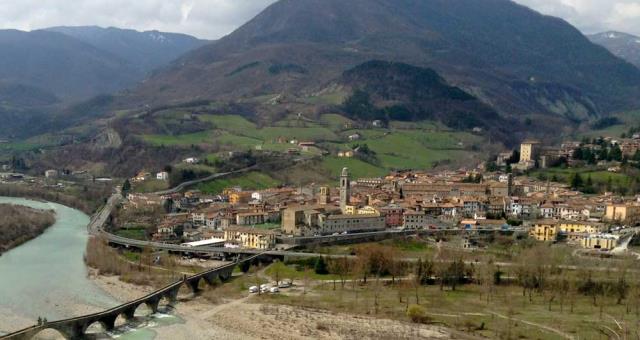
[{"x1": 0, "y1": 204, "x2": 55, "y2": 254}]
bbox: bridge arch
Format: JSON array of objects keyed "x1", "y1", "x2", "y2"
[
  {"x1": 31, "y1": 327, "x2": 70, "y2": 340},
  {"x1": 84, "y1": 320, "x2": 109, "y2": 336},
  {"x1": 132, "y1": 302, "x2": 154, "y2": 318},
  {"x1": 114, "y1": 314, "x2": 129, "y2": 328},
  {"x1": 157, "y1": 295, "x2": 176, "y2": 312}
]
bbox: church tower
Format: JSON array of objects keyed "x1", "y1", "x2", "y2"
[{"x1": 340, "y1": 167, "x2": 351, "y2": 213}]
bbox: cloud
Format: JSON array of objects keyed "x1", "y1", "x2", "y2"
[
  {"x1": 0, "y1": 0, "x2": 277, "y2": 39},
  {"x1": 0, "y1": 0, "x2": 639, "y2": 39},
  {"x1": 513, "y1": 0, "x2": 640, "y2": 35}
]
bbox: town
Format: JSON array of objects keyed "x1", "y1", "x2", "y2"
[{"x1": 109, "y1": 136, "x2": 640, "y2": 256}]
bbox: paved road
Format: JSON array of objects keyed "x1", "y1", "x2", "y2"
[{"x1": 152, "y1": 166, "x2": 256, "y2": 195}]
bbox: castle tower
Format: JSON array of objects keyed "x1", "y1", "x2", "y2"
[
  {"x1": 340, "y1": 167, "x2": 351, "y2": 213},
  {"x1": 318, "y1": 186, "x2": 330, "y2": 205}
]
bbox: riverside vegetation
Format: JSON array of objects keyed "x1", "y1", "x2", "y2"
[
  {"x1": 88, "y1": 235, "x2": 640, "y2": 339},
  {"x1": 0, "y1": 204, "x2": 55, "y2": 253}
]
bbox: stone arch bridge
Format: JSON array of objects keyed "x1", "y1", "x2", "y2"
[{"x1": 0, "y1": 254, "x2": 263, "y2": 340}]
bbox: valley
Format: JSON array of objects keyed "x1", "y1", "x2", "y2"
[{"x1": 3, "y1": 0, "x2": 640, "y2": 340}]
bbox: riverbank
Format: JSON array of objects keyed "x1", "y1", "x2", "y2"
[
  {"x1": 0, "y1": 183, "x2": 111, "y2": 215},
  {"x1": 90, "y1": 272, "x2": 456, "y2": 339},
  {"x1": 0, "y1": 204, "x2": 55, "y2": 255},
  {"x1": 0, "y1": 197, "x2": 118, "y2": 334}
]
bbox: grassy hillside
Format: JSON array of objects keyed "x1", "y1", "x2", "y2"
[
  {"x1": 196, "y1": 172, "x2": 280, "y2": 194},
  {"x1": 134, "y1": 108, "x2": 486, "y2": 178},
  {"x1": 581, "y1": 110, "x2": 640, "y2": 138}
]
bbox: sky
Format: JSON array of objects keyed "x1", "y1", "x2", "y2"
[{"x1": 0, "y1": 0, "x2": 640, "y2": 39}]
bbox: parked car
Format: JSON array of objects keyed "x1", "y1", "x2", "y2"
[
  {"x1": 278, "y1": 280, "x2": 292, "y2": 288},
  {"x1": 249, "y1": 286, "x2": 259, "y2": 293},
  {"x1": 269, "y1": 287, "x2": 280, "y2": 293}
]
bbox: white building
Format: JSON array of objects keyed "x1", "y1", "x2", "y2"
[
  {"x1": 251, "y1": 192, "x2": 263, "y2": 201},
  {"x1": 183, "y1": 157, "x2": 200, "y2": 164},
  {"x1": 44, "y1": 169, "x2": 58, "y2": 179},
  {"x1": 156, "y1": 172, "x2": 169, "y2": 181}
]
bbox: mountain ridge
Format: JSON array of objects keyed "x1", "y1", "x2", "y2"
[
  {"x1": 45, "y1": 26, "x2": 210, "y2": 75},
  {"x1": 124, "y1": 0, "x2": 640, "y2": 124},
  {"x1": 589, "y1": 31, "x2": 640, "y2": 68}
]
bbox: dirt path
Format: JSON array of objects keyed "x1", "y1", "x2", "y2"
[{"x1": 488, "y1": 311, "x2": 575, "y2": 339}]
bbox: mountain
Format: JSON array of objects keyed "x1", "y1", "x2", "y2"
[
  {"x1": 339, "y1": 60, "x2": 505, "y2": 130},
  {"x1": 589, "y1": 31, "x2": 640, "y2": 68},
  {"x1": 0, "y1": 27, "x2": 207, "y2": 139},
  {"x1": 0, "y1": 29, "x2": 136, "y2": 101},
  {"x1": 45, "y1": 26, "x2": 209, "y2": 76},
  {"x1": 125, "y1": 0, "x2": 640, "y2": 125}
]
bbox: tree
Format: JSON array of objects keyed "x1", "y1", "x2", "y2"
[
  {"x1": 314, "y1": 256, "x2": 329, "y2": 275},
  {"x1": 485, "y1": 161, "x2": 498, "y2": 172},
  {"x1": 578, "y1": 271, "x2": 603, "y2": 306},
  {"x1": 328, "y1": 256, "x2": 350, "y2": 289},
  {"x1": 122, "y1": 179, "x2": 131, "y2": 194},
  {"x1": 441, "y1": 258, "x2": 466, "y2": 291},
  {"x1": 271, "y1": 260, "x2": 284, "y2": 286},
  {"x1": 570, "y1": 173, "x2": 583, "y2": 190},
  {"x1": 610, "y1": 144, "x2": 623, "y2": 162},
  {"x1": 598, "y1": 147, "x2": 609, "y2": 161},
  {"x1": 343, "y1": 89, "x2": 380, "y2": 120}
]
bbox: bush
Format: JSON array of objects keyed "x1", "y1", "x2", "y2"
[
  {"x1": 314, "y1": 256, "x2": 329, "y2": 275},
  {"x1": 407, "y1": 304, "x2": 431, "y2": 324}
]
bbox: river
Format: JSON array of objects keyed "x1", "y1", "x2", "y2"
[{"x1": 0, "y1": 197, "x2": 182, "y2": 338}]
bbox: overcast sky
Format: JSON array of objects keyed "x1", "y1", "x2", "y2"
[{"x1": 0, "y1": 0, "x2": 639, "y2": 39}]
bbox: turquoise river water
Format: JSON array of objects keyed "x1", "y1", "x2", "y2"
[{"x1": 0, "y1": 197, "x2": 182, "y2": 339}]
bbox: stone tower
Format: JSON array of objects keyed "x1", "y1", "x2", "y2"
[
  {"x1": 318, "y1": 186, "x2": 330, "y2": 205},
  {"x1": 340, "y1": 167, "x2": 351, "y2": 213}
]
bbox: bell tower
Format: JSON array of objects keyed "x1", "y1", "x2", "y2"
[{"x1": 340, "y1": 167, "x2": 351, "y2": 213}]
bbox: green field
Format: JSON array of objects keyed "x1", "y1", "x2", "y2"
[
  {"x1": 323, "y1": 128, "x2": 479, "y2": 171},
  {"x1": 114, "y1": 227, "x2": 147, "y2": 240},
  {"x1": 138, "y1": 111, "x2": 487, "y2": 178},
  {"x1": 132, "y1": 179, "x2": 169, "y2": 193},
  {"x1": 531, "y1": 167, "x2": 634, "y2": 187},
  {"x1": 142, "y1": 131, "x2": 213, "y2": 146},
  {"x1": 196, "y1": 172, "x2": 281, "y2": 194},
  {"x1": 582, "y1": 110, "x2": 640, "y2": 138},
  {"x1": 320, "y1": 156, "x2": 388, "y2": 178}
]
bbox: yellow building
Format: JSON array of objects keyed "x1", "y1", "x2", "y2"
[
  {"x1": 223, "y1": 226, "x2": 276, "y2": 250},
  {"x1": 229, "y1": 192, "x2": 252, "y2": 205},
  {"x1": 605, "y1": 203, "x2": 640, "y2": 222},
  {"x1": 343, "y1": 205, "x2": 357, "y2": 215},
  {"x1": 357, "y1": 206, "x2": 379, "y2": 215},
  {"x1": 580, "y1": 234, "x2": 619, "y2": 250},
  {"x1": 520, "y1": 140, "x2": 540, "y2": 163},
  {"x1": 531, "y1": 221, "x2": 606, "y2": 242},
  {"x1": 530, "y1": 220, "x2": 559, "y2": 241}
]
